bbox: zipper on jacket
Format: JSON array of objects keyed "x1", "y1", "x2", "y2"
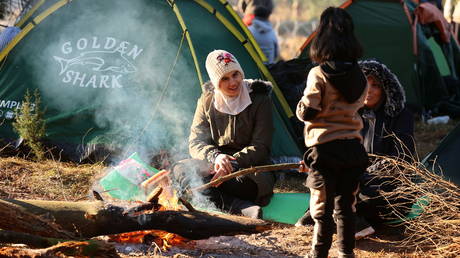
[{"x1": 231, "y1": 114, "x2": 236, "y2": 141}]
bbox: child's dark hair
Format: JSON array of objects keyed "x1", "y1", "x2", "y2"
[{"x1": 310, "y1": 7, "x2": 363, "y2": 63}]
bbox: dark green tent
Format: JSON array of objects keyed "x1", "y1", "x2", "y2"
[
  {"x1": 299, "y1": 0, "x2": 460, "y2": 113},
  {"x1": 0, "y1": 0, "x2": 301, "y2": 161},
  {"x1": 424, "y1": 122, "x2": 460, "y2": 186}
]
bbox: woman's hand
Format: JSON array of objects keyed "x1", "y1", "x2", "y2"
[
  {"x1": 299, "y1": 160, "x2": 311, "y2": 173},
  {"x1": 211, "y1": 154, "x2": 236, "y2": 183}
]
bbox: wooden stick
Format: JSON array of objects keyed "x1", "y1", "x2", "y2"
[
  {"x1": 179, "y1": 197, "x2": 196, "y2": 212},
  {"x1": 146, "y1": 186, "x2": 163, "y2": 203},
  {"x1": 191, "y1": 163, "x2": 300, "y2": 192}
]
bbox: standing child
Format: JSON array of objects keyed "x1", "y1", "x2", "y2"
[{"x1": 296, "y1": 7, "x2": 369, "y2": 258}]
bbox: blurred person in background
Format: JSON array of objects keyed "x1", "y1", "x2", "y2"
[
  {"x1": 248, "y1": 5, "x2": 279, "y2": 64},
  {"x1": 173, "y1": 49, "x2": 275, "y2": 219},
  {"x1": 0, "y1": 25, "x2": 20, "y2": 51},
  {"x1": 238, "y1": 0, "x2": 274, "y2": 26}
]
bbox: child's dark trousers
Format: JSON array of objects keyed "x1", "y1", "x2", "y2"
[{"x1": 304, "y1": 139, "x2": 368, "y2": 258}]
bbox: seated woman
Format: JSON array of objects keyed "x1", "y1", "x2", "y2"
[
  {"x1": 175, "y1": 50, "x2": 275, "y2": 219},
  {"x1": 355, "y1": 59, "x2": 416, "y2": 236}
]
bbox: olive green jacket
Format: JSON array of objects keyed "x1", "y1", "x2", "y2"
[{"x1": 189, "y1": 79, "x2": 275, "y2": 205}]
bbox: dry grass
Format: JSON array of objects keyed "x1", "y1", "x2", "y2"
[{"x1": 0, "y1": 156, "x2": 104, "y2": 201}]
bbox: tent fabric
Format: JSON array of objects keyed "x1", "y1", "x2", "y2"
[
  {"x1": 415, "y1": 2, "x2": 451, "y2": 43},
  {"x1": 423, "y1": 123, "x2": 460, "y2": 186},
  {"x1": 299, "y1": 0, "x2": 460, "y2": 114},
  {"x1": 427, "y1": 37, "x2": 451, "y2": 77},
  {"x1": 0, "y1": 0, "x2": 301, "y2": 162}
]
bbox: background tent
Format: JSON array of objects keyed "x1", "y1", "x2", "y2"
[
  {"x1": 424, "y1": 123, "x2": 460, "y2": 186},
  {"x1": 0, "y1": 0, "x2": 301, "y2": 162},
  {"x1": 299, "y1": 0, "x2": 460, "y2": 115}
]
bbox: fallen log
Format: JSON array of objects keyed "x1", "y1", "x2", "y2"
[
  {"x1": 0, "y1": 199, "x2": 75, "y2": 239},
  {"x1": 0, "y1": 240, "x2": 119, "y2": 258},
  {"x1": 0, "y1": 229, "x2": 62, "y2": 248},
  {"x1": 0, "y1": 199, "x2": 271, "y2": 240}
]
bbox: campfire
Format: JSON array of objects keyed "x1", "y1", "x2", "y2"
[{"x1": 106, "y1": 167, "x2": 188, "y2": 249}]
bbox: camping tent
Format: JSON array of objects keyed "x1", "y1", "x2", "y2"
[
  {"x1": 0, "y1": 0, "x2": 301, "y2": 161},
  {"x1": 423, "y1": 122, "x2": 460, "y2": 186},
  {"x1": 299, "y1": 0, "x2": 460, "y2": 114}
]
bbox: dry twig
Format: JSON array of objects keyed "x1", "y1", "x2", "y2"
[{"x1": 367, "y1": 153, "x2": 460, "y2": 257}]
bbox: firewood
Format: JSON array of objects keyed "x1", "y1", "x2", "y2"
[
  {"x1": 146, "y1": 186, "x2": 163, "y2": 203},
  {"x1": 179, "y1": 197, "x2": 196, "y2": 212},
  {"x1": 0, "y1": 199, "x2": 75, "y2": 239},
  {"x1": 141, "y1": 170, "x2": 169, "y2": 190},
  {"x1": 0, "y1": 199, "x2": 271, "y2": 240}
]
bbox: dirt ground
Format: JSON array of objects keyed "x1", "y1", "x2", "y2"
[{"x1": 114, "y1": 224, "x2": 413, "y2": 258}]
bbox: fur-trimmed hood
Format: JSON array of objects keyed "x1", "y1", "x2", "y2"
[
  {"x1": 358, "y1": 59, "x2": 406, "y2": 117},
  {"x1": 202, "y1": 79, "x2": 273, "y2": 95}
]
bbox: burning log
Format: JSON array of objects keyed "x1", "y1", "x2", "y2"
[{"x1": 0, "y1": 199, "x2": 271, "y2": 240}]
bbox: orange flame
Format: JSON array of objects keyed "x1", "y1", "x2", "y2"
[
  {"x1": 141, "y1": 169, "x2": 182, "y2": 210},
  {"x1": 108, "y1": 230, "x2": 188, "y2": 250},
  {"x1": 111, "y1": 170, "x2": 186, "y2": 249}
]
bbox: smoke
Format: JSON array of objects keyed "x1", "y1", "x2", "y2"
[
  {"x1": 21, "y1": 0, "x2": 219, "y2": 210},
  {"x1": 27, "y1": 0, "x2": 199, "y2": 162},
  {"x1": 170, "y1": 160, "x2": 219, "y2": 212}
]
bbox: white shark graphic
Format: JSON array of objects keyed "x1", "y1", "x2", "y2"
[{"x1": 53, "y1": 50, "x2": 137, "y2": 75}]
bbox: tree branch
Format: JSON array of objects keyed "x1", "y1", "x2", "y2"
[{"x1": 191, "y1": 163, "x2": 300, "y2": 192}]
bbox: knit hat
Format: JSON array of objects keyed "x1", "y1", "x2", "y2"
[{"x1": 205, "y1": 50, "x2": 245, "y2": 88}]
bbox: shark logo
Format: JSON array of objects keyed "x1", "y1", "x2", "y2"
[
  {"x1": 54, "y1": 37, "x2": 144, "y2": 89},
  {"x1": 53, "y1": 50, "x2": 137, "y2": 75}
]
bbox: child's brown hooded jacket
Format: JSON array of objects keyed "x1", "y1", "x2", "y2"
[{"x1": 296, "y1": 61, "x2": 368, "y2": 147}]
